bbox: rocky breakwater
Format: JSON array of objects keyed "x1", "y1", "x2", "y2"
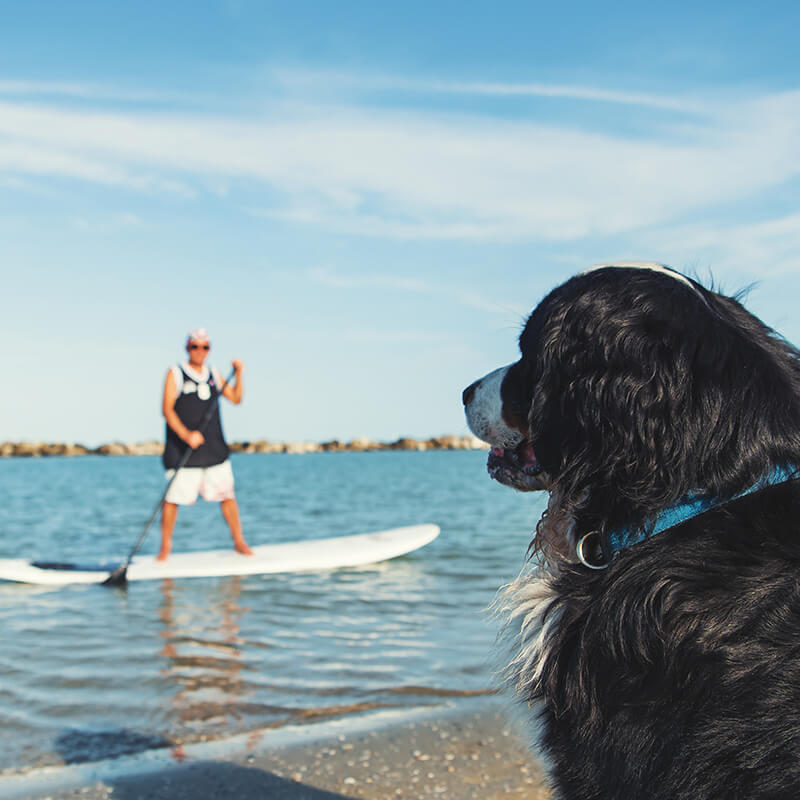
[
  {"x1": 0, "y1": 441, "x2": 165, "y2": 457},
  {"x1": 229, "y1": 434, "x2": 488, "y2": 453},
  {"x1": 1, "y1": 435, "x2": 488, "y2": 458}
]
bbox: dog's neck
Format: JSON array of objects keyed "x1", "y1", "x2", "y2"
[{"x1": 577, "y1": 465, "x2": 799, "y2": 569}]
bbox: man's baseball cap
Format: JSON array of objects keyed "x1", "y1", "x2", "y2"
[{"x1": 186, "y1": 327, "x2": 210, "y2": 344}]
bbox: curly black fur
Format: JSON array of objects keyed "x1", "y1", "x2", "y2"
[
  {"x1": 513, "y1": 268, "x2": 800, "y2": 547},
  {"x1": 493, "y1": 267, "x2": 800, "y2": 799}
]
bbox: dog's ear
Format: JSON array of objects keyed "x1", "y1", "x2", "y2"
[
  {"x1": 532, "y1": 293, "x2": 692, "y2": 528},
  {"x1": 529, "y1": 279, "x2": 800, "y2": 535}
]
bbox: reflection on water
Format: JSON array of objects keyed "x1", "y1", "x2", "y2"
[
  {"x1": 154, "y1": 566, "x2": 468, "y2": 745},
  {"x1": 0, "y1": 452, "x2": 546, "y2": 771},
  {"x1": 158, "y1": 577, "x2": 248, "y2": 731}
]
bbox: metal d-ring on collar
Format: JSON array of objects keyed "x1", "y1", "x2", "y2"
[{"x1": 576, "y1": 531, "x2": 608, "y2": 570}]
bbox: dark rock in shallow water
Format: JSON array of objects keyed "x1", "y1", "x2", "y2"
[{"x1": 55, "y1": 727, "x2": 174, "y2": 764}]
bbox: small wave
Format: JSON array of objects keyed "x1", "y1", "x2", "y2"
[{"x1": 386, "y1": 685, "x2": 497, "y2": 698}]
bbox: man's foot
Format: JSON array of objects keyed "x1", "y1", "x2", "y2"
[
  {"x1": 234, "y1": 542, "x2": 254, "y2": 556},
  {"x1": 156, "y1": 551, "x2": 170, "y2": 562}
]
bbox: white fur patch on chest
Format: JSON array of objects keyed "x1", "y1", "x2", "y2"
[
  {"x1": 494, "y1": 565, "x2": 562, "y2": 783},
  {"x1": 499, "y1": 567, "x2": 562, "y2": 691}
]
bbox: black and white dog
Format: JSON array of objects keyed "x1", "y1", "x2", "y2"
[{"x1": 463, "y1": 263, "x2": 800, "y2": 800}]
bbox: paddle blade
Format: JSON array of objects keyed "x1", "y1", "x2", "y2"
[{"x1": 102, "y1": 565, "x2": 128, "y2": 587}]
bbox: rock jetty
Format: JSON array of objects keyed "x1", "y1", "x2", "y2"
[{"x1": 0, "y1": 435, "x2": 488, "y2": 458}]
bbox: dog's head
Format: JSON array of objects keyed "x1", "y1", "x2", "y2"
[{"x1": 464, "y1": 262, "x2": 800, "y2": 562}]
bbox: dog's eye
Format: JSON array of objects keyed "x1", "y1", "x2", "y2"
[
  {"x1": 504, "y1": 361, "x2": 534, "y2": 394},
  {"x1": 501, "y1": 362, "x2": 534, "y2": 430}
]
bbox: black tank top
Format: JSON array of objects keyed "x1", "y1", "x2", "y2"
[{"x1": 162, "y1": 366, "x2": 230, "y2": 469}]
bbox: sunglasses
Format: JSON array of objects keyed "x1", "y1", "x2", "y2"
[{"x1": 189, "y1": 344, "x2": 210, "y2": 351}]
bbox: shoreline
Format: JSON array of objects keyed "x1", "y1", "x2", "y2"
[
  {"x1": 0, "y1": 697, "x2": 549, "y2": 800},
  {"x1": 0, "y1": 435, "x2": 488, "y2": 459}
]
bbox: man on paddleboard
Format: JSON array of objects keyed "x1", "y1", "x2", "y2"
[{"x1": 158, "y1": 328, "x2": 253, "y2": 561}]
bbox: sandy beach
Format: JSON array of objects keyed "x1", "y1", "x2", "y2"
[{"x1": 0, "y1": 700, "x2": 550, "y2": 800}]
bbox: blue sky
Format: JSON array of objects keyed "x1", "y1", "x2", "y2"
[{"x1": 2, "y1": 1, "x2": 800, "y2": 446}]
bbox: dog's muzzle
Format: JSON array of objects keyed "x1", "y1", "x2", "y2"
[{"x1": 463, "y1": 366, "x2": 547, "y2": 492}]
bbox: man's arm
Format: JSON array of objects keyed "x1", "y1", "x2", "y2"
[
  {"x1": 221, "y1": 360, "x2": 244, "y2": 405},
  {"x1": 163, "y1": 370, "x2": 204, "y2": 449}
]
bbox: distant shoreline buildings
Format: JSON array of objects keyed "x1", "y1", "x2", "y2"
[{"x1": 1, "y1": 435, "x2": 488, "y2": 458}]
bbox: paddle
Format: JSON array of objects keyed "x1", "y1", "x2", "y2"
[{"x1": 102, "y1": 367, "x2": 236, "y2": 587}]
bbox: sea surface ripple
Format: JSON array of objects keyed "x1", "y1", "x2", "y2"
[{"x1": 0, "y1": 451, "x2": 545, "y2": 772}]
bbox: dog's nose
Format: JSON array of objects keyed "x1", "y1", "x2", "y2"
[{"x1": 462, "y1": 381, "x2": 478, "y2": 406}]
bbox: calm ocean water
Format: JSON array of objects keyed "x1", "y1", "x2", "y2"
[{"x1": 0, "y1": 451, "x2": 545, "y2": 773}]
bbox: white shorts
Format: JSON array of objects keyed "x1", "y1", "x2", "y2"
[{"x1": 164, "y1": 460, "x2": 236, "y2": 505}]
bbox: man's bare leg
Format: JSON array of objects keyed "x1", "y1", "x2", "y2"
[
  {"x1": 158, "y1": 502, "x2": 179, "y2": 561},
  {"x1": 221, "y1": 497, "x2": 253, "y2": 555}
]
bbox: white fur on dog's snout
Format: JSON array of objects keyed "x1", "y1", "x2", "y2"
[{"x1": 465, "y1": 365, "x2": 525, "y2": 449}]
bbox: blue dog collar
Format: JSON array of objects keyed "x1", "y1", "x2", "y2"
[{"x1": 576, "y1": 465, "x2": 799, "y2": 570}]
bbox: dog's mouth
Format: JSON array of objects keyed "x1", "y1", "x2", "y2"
[{"x1": 487, "y1": 441, "x2": 547, "y2": 491}]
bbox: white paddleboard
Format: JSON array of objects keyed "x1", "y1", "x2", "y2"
[{"x1": 0, "y1": 524, "x2": 440, "y2": 586}]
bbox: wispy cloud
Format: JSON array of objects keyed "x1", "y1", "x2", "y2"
[
  {"x1": 0, "y1": 174, "x2": 58, "y2": 196},
  {"x1": 0, "y1": 134, "x2": 195, "y2": 195},
  {"x1": 0, "y1": 79, "x2": 191, "y2": 105},
  {"x1": 0, "y1": 79, "x2": 118, "y2": 98},
  {"x1": 306, "y1": 266, "x2": 526, "y2": 316},
  {"x1": 271, "y1": 68, "x2": 706, "y2": 113},
  {"x1": 635, "y1": 210, "x2": 800, "y2": 277},
  {"x1": 0, "y1": 77, "x2": 799, "y2": 251},
  {"x1": 69, "y1": 211, "x2": 144, "y2": 232},
  {"x1": 308, "y1": 266, "x2": 432, "y2": 292}
]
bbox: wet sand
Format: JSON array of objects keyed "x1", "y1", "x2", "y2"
[{"x1": 0, "y1": 701, "x2": 550, "y2": 800}]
